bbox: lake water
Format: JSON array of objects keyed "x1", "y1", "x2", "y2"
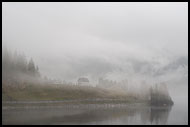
[{"x1": 2, "y1": 100, "x2": 188, "y2": 125}]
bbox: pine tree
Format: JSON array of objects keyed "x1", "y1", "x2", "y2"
[
  {"x1": 35, "y1": 65, "x2": 41, "y2": 77},
  {"x1": 28, "y1": 58, "x2": 36, "y2": 76}
]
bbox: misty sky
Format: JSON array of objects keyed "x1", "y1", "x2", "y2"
[{"x1": 2, "y1": 2, "x2": 188, "y2": 83}]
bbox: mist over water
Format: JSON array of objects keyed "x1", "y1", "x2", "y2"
[{"x1": 2, "y1": 2, "x2": 188, "y2": 125}]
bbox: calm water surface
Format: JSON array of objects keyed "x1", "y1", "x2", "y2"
[{"x1": 2, "y1": 100, "x2": 188, "y2": 125}]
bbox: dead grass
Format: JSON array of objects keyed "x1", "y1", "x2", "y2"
[{"x1": 2, "y1": 83, "x2": 138, "y2": 102}]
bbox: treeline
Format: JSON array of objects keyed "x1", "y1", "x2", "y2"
[{"x1": 2, "y1": 47, "x2": 41, "y2": 85}]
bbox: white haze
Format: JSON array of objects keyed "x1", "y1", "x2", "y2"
[{"x1": 2, "y1": 2, "x2": 188, "y2": 88}]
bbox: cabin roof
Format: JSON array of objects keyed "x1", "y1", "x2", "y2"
[{"x1": 78, "y1": 77, "x2": 89, "y2": 82}]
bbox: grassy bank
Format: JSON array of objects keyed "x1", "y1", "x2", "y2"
[{"x1": 2, "y1": 83, "x2": 138, "y2": 102}]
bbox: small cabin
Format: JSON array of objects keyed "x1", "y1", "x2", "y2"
[{"x1": 78, "y1": 77, "x2": 89, "y2": 86}]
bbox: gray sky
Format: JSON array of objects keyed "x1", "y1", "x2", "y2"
[{"x1": 2, "y1": 2, "x2": 188, "y2": 83}]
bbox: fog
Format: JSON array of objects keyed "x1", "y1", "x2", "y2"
[
  {"x1": 2, "y1": 2, "x2": 187, "y2": 81},
  {"x1": 2, "y1": 2, "x2": 188, "y2": 124}
]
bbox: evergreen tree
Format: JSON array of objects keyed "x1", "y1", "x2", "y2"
[
  {"x1": 2, "y1": 47, "x2": 42, "y2": 85},
  {"x1": 28, "y1": 58, "x2": 36, "y2": 76},
  {"x1": 35, "y1": 65, "x2": 41, "y2": 77},
  {"x1": 15, "y1": 53, "x2": 27, "y2": 73}
]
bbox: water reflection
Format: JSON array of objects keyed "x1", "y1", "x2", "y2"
[
  {"x1": 150, "y1": 106, "x2": 172, "y2": 125},
  {"x1": 2, "y1": 104, "x2": 173, "y2": 125}
]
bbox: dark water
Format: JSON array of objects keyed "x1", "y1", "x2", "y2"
[{"x1": 2, "y1": 101, "x2": 188, "y2": 125}]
